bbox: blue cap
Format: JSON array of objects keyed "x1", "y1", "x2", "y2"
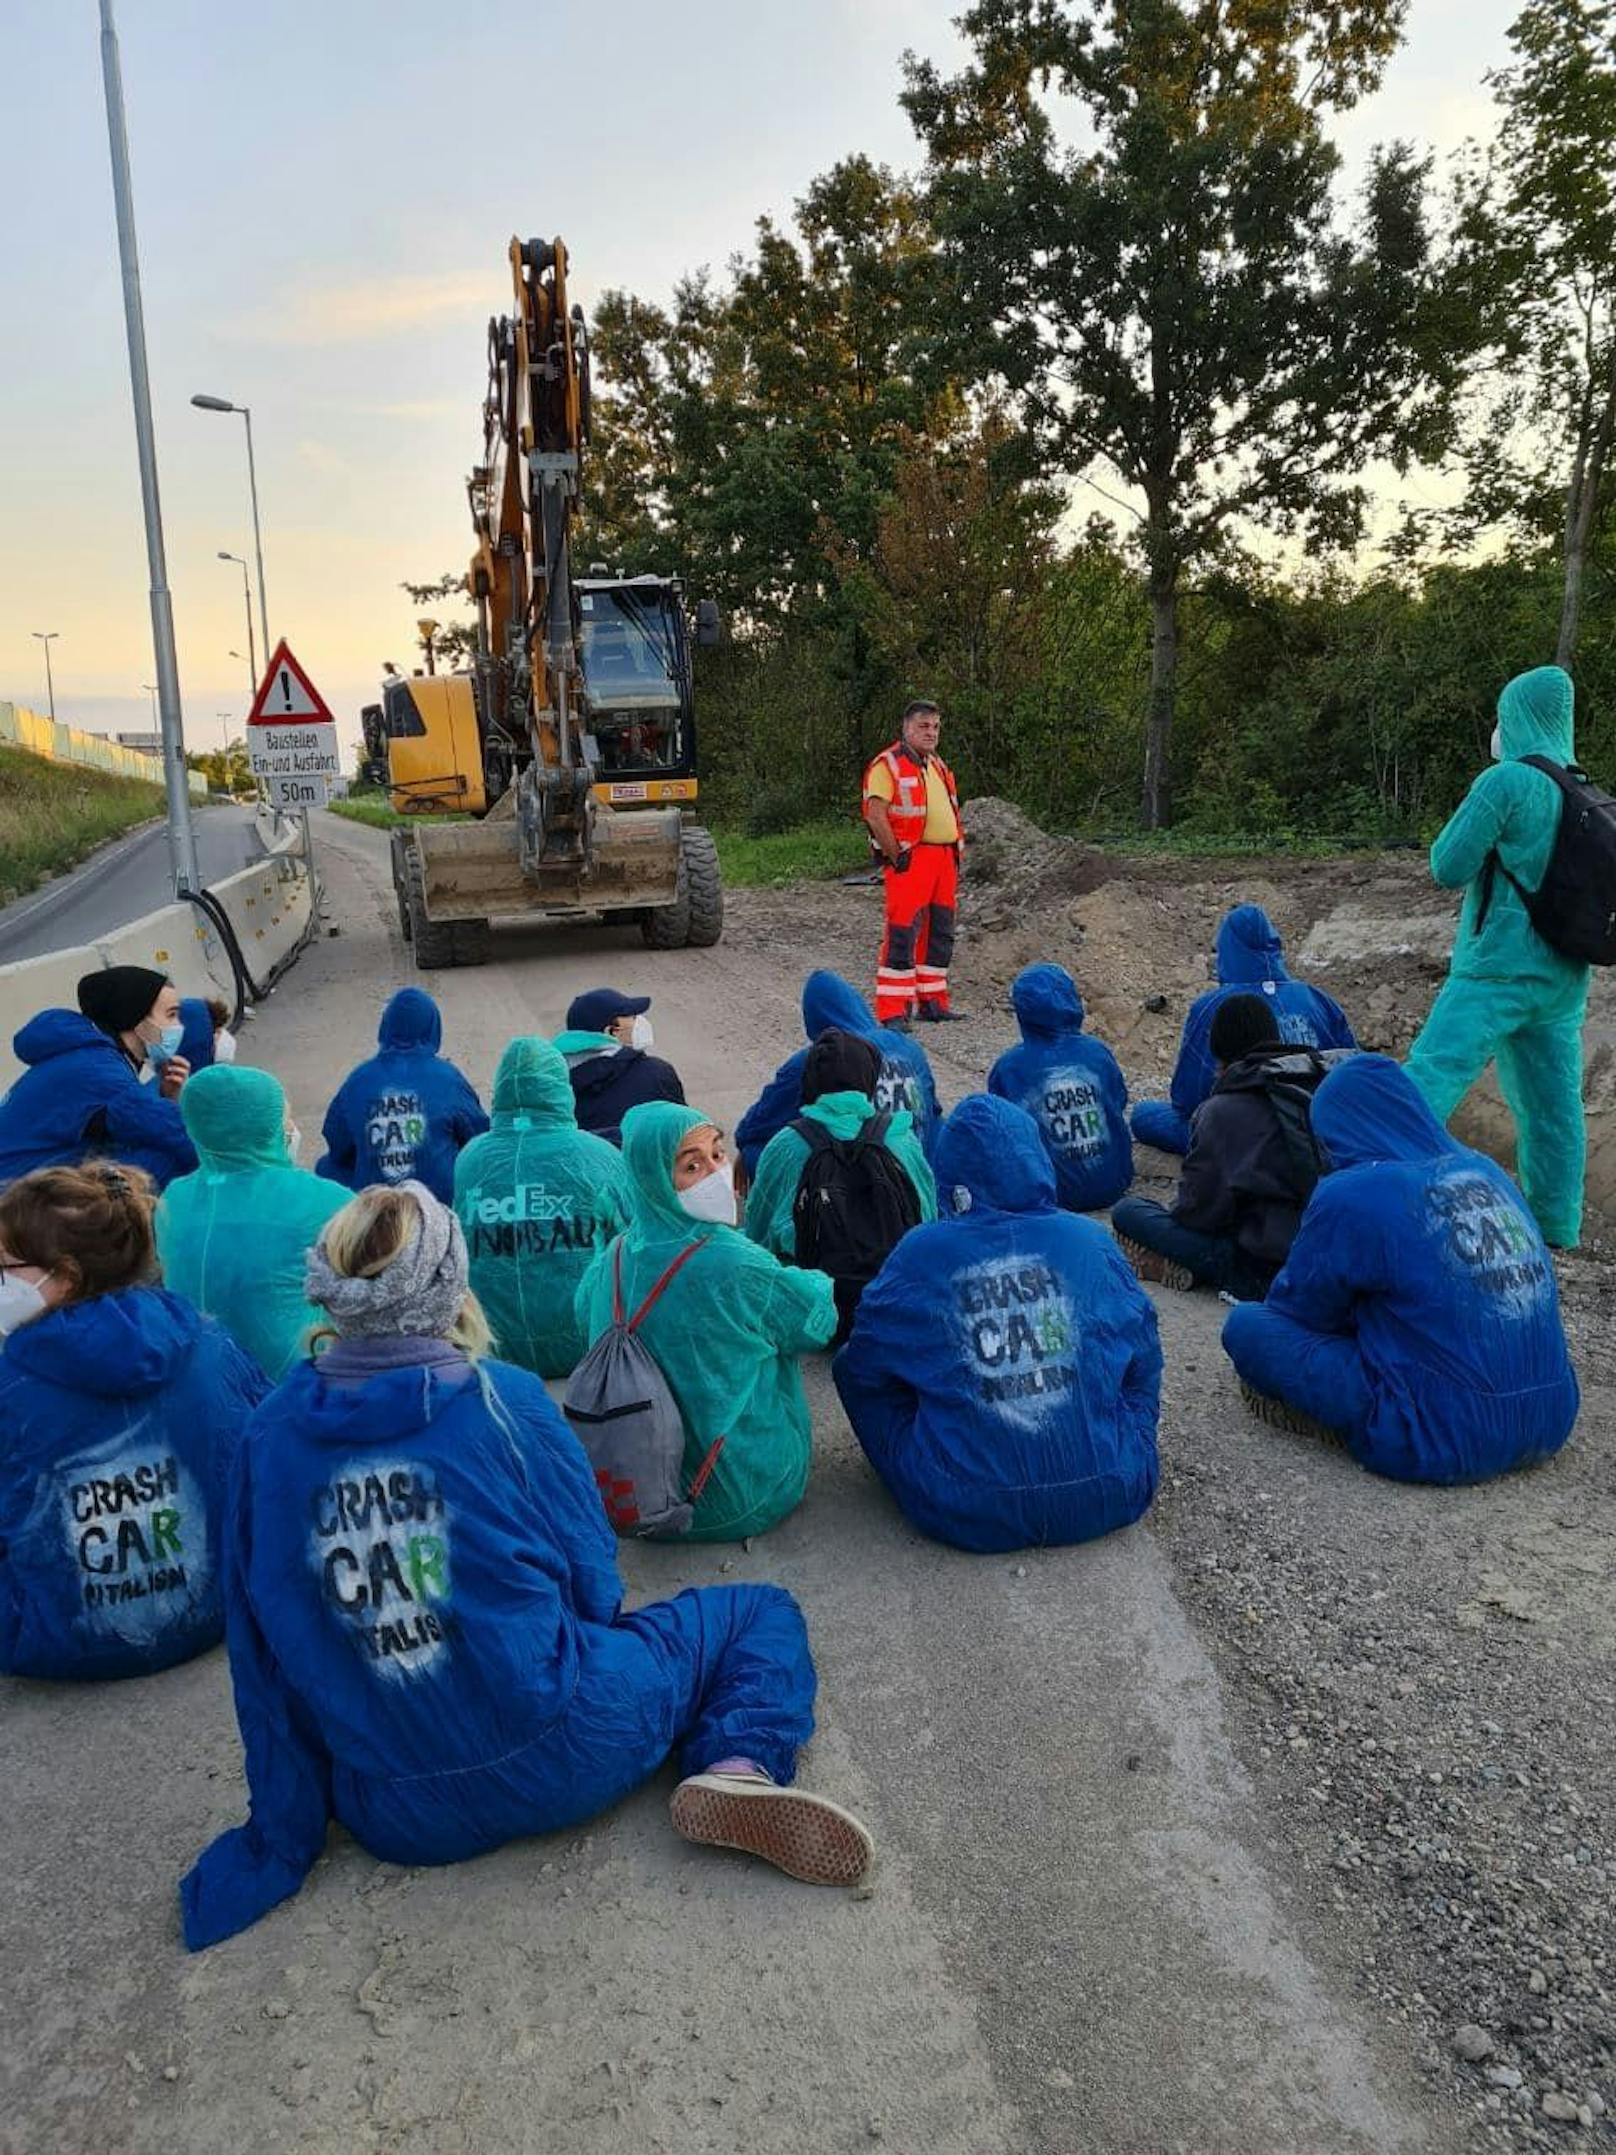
[{"x1": 567, "y1": 987, "x2": 652, "y2": 1034}]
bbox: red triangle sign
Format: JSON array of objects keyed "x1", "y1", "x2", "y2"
[{"x1": 247, "y1": 640, "x2": 336, "y2": 726}]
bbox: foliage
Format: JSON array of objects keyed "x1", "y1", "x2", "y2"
[
  {"x1": 399, "y1": 575, "x2": 477, "y2": 668},
  {"x1": 185, "y1": 740, "x2": 254, "y2": 795},
  {"x1": 0, "y1": 744, "x2": 166, "y2": 904}
]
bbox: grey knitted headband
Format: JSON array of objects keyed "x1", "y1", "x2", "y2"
[{"x1": 305, "y1": 1181, "x2": 469, "y2": 1340}]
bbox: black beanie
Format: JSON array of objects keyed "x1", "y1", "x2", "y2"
[
  {"x1": 803, "y1": 1027, "x2": 883, "y2": 1105},
  {"x1": 1209, "y1": 992, "x2": 1282, "y2": 1066},
  {"x1": 78, "y1": 965, "x2": 169, "y2": 1040}
]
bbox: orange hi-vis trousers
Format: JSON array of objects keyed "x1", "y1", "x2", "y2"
[{"x1": 875, "y1": 843, "x2": 959, "y2": 1021}]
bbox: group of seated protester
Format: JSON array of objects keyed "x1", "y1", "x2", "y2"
[{"x1": 0, "y1": 924, "x2": 1580, "y2": 1947}]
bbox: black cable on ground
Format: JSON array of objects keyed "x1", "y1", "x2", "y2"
[{"x1": 183, "y1": 855, "x2": 319, "y2": 1027}]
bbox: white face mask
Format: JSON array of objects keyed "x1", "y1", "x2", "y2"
[
  {"x1": 213, "y1": 1028, "x2": 238, "y2": 1065},
  {"x1": 285, "y1": 1123, "x2": 304, "y2": 1166},
  {"x1": 630, "y1": 1014, "x2": 655, "y2": 1051},
  {"x1": 678, "y1": 1161, "x2": 737, "y2": 1226},
  {"x1": 1490, "y1": 724, "x2": 1503, "y2": 762},
  {"x1": 0, "y1": 1274, "x2": 49, "y2": 1338}
]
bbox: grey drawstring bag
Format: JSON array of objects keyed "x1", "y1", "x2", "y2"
[{"x1": 563, "y1": 1237, "x2": 721, "y2": 1538}]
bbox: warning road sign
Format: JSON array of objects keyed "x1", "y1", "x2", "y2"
[
  {"x1": 248, "y1": 640, "x2": 336, "y2": 727},
  {"x1": 265, "y1": 770, "x2": 332, "y2": 812},
  {"x1": 246, "y1": 640, "x2": 341, "y2": 797}
]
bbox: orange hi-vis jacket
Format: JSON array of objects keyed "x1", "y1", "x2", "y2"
[{"x1": 862, "y1": 743, "x2": 963, "y2": 851}]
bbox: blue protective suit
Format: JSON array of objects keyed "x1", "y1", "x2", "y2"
[
  {"x1": 1131, "y1": 907, "x2": 1356, "y2": 1155},
  {"x1": 1223, "y1": 1056, "x2": 1578, "y2": 1485},
  {"x1": 179, "y1": 1352, "x2": 818, "y2": 1949},
  {"x1": 177, "y1": 998, "x2": 221, "y2": 1074},
  {"x1": 1405, "y1": 667, "x2": 1590, "y2": 1248},
  {"x1": 833, "y1": 1095, "x2": 1161, "y2": 1552},
  {"x1": 736, "y1": 970, "x2": 942, "y2": 1176},
  {"x1": 0, "y1": 1287, "x2": 268, "y2": 1680},
  {"x1": 156, "y1": 1065, "x2": 347, "y2": 1381},
  {"x1": 316, "y1": 988, "x2": 488, "y2": 1203},
  {"x1": 0, "y1": 1011, "x2": 197, "y2": 1192},
  {"x1": 988, "y1": 965, "x2": 1133, "y2": 1212}
]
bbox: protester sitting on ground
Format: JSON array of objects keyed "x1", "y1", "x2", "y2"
[
  {"x1": 156, "y1": 1065, "x2": 346, "y2": 1381},
  {"x1": 452, "y1": 1037, "x2": 636, "y2": 1379},
  {"x1": 0, "y1": 1162, "x2": 268, "y2": 1681},
  {"x1": 987, "y1": 963, "x2": 1133, "y2": 1213},
  {"x1": 744, "y1": 1028, "x2": 936, "y2": 1341},
  {"x1": 1405, "y1": 665, "x2": 1594, "y2": 1250},
  {"x1": 0, "y1": 965, "x2": 197, "y2": 1193},
  {"x1": 833, "y1": 1095, "x2": 1161, "y2": 1553},
  {"x1": 555, "y1": 988, "x2": 686, "y2": 1148},
  {"x1": 179, "y1": 1182, "x2": 872, "y2": 1951},
  {"x1": 317, "y1": 986, "x2": 487, "y2": 1203},
  {"x1": 1223, "y1": 1056, "x2": 1579, "y2": 1484},
  {"x1": 1130, "y1": 905, "x2": 1357, "y2": 1156},
  {"x1": 177, "y1": 995, "x2": 236, "y2": 1075},
  {"x1": 735, "y1": 968, "x2": 942, "y2": 1179},
  {"x1": 575, "y1": 1103, "x2": 838, "y2": 1542},
  {"x1": 1112, "y1": 996, "x2": 1346, "y2": 1300}
]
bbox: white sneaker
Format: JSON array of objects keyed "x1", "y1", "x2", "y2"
[{"x1": 670, "y1": 1769, "x2": 874, "y2": 1888}]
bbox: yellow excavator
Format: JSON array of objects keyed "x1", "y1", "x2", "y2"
[{"x1": 383, "y1": 235, "x2": 723, "y2": 966}]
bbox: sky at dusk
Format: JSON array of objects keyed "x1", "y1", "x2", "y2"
[{"x1": 1, "y1": 0, "x2": 1516, "y2": 754}]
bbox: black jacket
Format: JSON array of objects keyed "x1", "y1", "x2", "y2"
[
  {"x1": 1172, "y1": 1047, "x2": 1343, "y2": 1273},
  {"x1": 565, "y1": 1045, "x2": 685, "y2": 1147}
]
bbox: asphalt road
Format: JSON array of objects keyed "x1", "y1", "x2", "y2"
[
  {"x1": 0, "y1": 811, "x2": 1457, "y2": 2155},
  {"x1": 0, "y1": 806, "x2": 260, "y2": 965}
]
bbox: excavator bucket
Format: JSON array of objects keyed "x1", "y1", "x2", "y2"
[{"x1": 412, "y1": 804, "x2": 684, "y2": 921}]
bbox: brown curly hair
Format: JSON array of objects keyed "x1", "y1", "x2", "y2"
[{"x1": 0, "y1": 1162, "x2": 157, "y2": 1302}]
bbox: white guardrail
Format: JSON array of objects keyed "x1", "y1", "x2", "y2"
[{"x1": 0, "y1": 824, "x2": 314, "y2": 1091}]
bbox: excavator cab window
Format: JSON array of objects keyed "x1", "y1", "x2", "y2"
[
  {"x1": 381, "y1": 680, "x2": 428, "y2": 740},
  {"x1": 579, "y1": 583, "x2": 694, "y2": 779}
]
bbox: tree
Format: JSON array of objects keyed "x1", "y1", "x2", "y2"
[
  {"x1": 399, "y1": 575, "x2": 477, "y2": 667},
  {"x1": 904, "y1": 0, "x2": 1469, "y2": 825},
  {"x1": 186, "y1": 741, "x2": 253, "y2": 795}
]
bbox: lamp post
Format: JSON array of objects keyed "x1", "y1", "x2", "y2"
[
  {"x1": 99, "y1": 0, "x2": 199, "y2": 894},
  {"x1": 218, "y1": 551, "x2": 257, "y2": 689},
  {"x1": 142, "y1": 682, "x2": 159, "y2": 728},
  {"x1": 215, "y1": 711, "x2": 232, "y2": 752},
  {"x1": 191, "y1": 395, "x2": 269, "y2": 660},
  {"x1": 31, "y1": 632, "x2": 58, "y2": 723}
]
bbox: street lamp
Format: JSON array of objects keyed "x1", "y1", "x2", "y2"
[
  {"x1": 31, "y1": 632, "x2": 58, "y2": 723},
  {"x1": 142, "y1": 681, "x2": 159, "y2": 727},
  {"x1": 215, "y1": 711, "x2": 233, "y2": 752},
  {"x1": 218, "y1": 550, "x2": 257, "y2": 690},
  {"x1": 191, "y1": 394, "x2": 269, "y2": 659}
]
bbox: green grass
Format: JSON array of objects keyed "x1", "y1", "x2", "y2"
[
  {"x1": 327, "y1": 797, "x2": 473, "y2": 830},
  {"x1": 711, "y1": 818, "x2": 869, "y2": 886},
  {"x1": 0, "y1": 743, "x2": 168, "y2": 905}
]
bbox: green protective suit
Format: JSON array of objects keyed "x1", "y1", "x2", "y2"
[
  {"x1": 451, "y1": 1038, "x2": 636, "y2": 1379},
  {"x1": 574, "y1": 1101, "x2": 838, "y2": 1542},
  {"x1": 1405, "y1": 665, "x2": 1591, "y2": 1248},
  {"x1": 156, "y1": 1065, "x2": 347, "y2": 1380},
  {"x1": 744, "y1": 1092, "x2": 937, "y2": 1261}
]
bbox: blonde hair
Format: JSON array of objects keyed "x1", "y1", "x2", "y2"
[{"x1": 311, "y1": 1185, "x2": 493, "y2": 1357}]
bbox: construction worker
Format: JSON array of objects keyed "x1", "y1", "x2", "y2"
[{"x1": 862, "y1": 700, "x2": 965, "y2": 1027}]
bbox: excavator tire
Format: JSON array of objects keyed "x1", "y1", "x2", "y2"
[
  {"x1": 681, "y1": 825, "x2": 724, "y2": 947},
  {"x1": 404, "y1": 844, "x2": 492, "y2": 970},
  {"x1": 641, "y1": 841, "x2": 692, "y2": 949}
]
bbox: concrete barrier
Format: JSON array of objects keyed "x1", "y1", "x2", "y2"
[
  {"x1": 95, "y1": 899, "x2": 238, "y2": 1007},
  {"x1": 0, "y1": 945, "x2": 106, "y2": 1090}
]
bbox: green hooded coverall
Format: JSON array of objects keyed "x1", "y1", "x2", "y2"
[
  {"x1": 1404, "y1": 665, "x2": 1591, "y2": 1248},
  {"x1": 574, "y1": 1101, "x2": 838, "y2": 1542},
  {"x1": 452, "y1": 1038, "x2": 636, "y2": 1378},
  {"x1": 156, "y1": 1064, "x2": 347, "y2": 1379},
  {"x1": 744, "y1": 1092, "x2": 937, "y2": 1260}
]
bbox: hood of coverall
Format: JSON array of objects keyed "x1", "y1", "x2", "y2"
[
  {"x1": 1496, "y1": 665, "x2": 1576, "y2": 766},
  {"x1": 1311, "y1": 1053, "x2": 1467, "y2": 1171},
  {"x1": 620, "y1": 1099, "x2": 718, "y2": 1235},
  {"x1": 377, "y1": 986, "x2": 443, "y2": 1054},
  {"x1": 1010, "y1": 964, "x2": 1086, "y2": 1041},
  {"x1": 177, "y1": 997, "x2": 220, "y2": 1072},
  {"x1": 2, "y1": 1285, "x2": 203, "y2": 1399},
  {"x1": 1215, "y1": 905, "x2": 1291, "y2": 986},
  {"x1": 490, "y1": 1036, "x2": 578, "y2": 1129},
  {"x1": 178, "y1": 1063, "x2": 292, "y2": 1171},
  {"x1": 800, "y1": 970, "x2": 881, "y2": 1043},
  {"x1": 933, "y1": 1094, "x2": 1057, "y2": 1220},
  {"x1": 11, "y1": 1010, "x2": 124, "y2": 1068}
]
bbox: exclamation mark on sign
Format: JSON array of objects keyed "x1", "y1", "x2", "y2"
[{"x1": 279, "y1": 668, "x2": 293, "y2": 711}]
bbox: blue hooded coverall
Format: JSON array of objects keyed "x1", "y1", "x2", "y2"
[
  {"x1": 1223, "y1": 1056, "x2": 1578, "y2": 1485},
  {"x1": 988, "y1": 964, "x2": 1133, "y2": 1212},
  {"x1": 452, "y1": 1038, "x2": 637, "y2": 1378},
  {"x1": 735, "y1": 970, "x2": 942, "y2": 1176},
  {"x1": 178, "y1": 1352, "x2": 818, "y2": 1949},
  {"x1": 156, "y1": 1065, "x2": 348, "y2": 1381},
  {"x1": 832, "y1": 1094, "x2": 1162, "y2": 1553},
  {"x1": 1131, "y1": 906, "x2": 1356, "y2": 1156},
  {"x1": 0, "y1": 1011, "x2": 197, "y2": 1191},
  {"x1": 317, "y1": 988, "x2": 488, "y2": 1204},
  {"x1": 0, "y1": 1286, "x2": 268, "y2": 1680},
  {"x1": 575, "y1": 1102, "x2": 838, "y2": 1542},
  {"x1": 1404, "y1": 666, "x2": 1591, "y2": 1248},
  {"x1": 177, "y1": 998, "x2": 222, "y2": 1074}
]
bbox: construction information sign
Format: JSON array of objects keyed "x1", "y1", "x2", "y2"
[{"x1": 246, "y1": 640, "x2": 341, "y2": 808}]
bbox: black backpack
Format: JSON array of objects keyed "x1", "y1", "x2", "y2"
[
  {"x1": 1478, "y1": 756, "x2": 1616, "y2": 966},
  {"x1": 1255, "y1": 1049, "x2": 1349, "y2": 1208},
  {"x1": 790, "y1": 1112, "x2": 922, "y2": 1344}
]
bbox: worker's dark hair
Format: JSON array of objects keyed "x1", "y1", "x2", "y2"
[{"x1": 901, "y1": 699, "x2": 940, "y2": 723}]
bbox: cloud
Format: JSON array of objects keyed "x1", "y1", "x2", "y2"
[
  {"x1": 375, "y1": 400, "x2": 463, "y2": 422},
  {"x1": 222, "y1": 272, "x2": 491, "y2": 347}
]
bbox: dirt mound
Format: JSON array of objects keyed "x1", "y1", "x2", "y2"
[{"x1": 959, "y1": 797, "x2": 1113, "y2": 920}]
